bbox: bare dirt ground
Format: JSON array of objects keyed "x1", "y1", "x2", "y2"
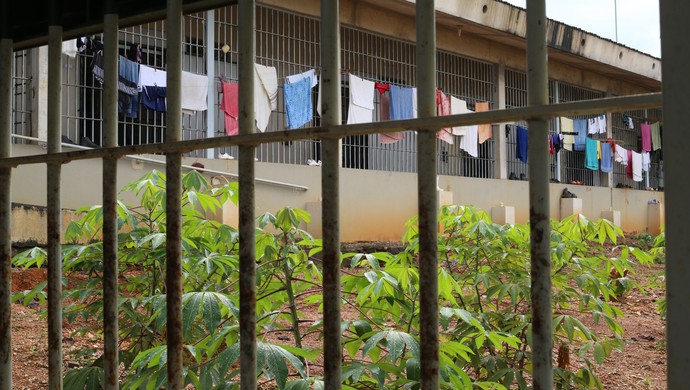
[{"x1": 9, "y1": 257, "x2": 667, "y2": 389}]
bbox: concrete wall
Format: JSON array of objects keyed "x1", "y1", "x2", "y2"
[{"x1": 9, "y1": 144, "x2": 664, "y2": 245}]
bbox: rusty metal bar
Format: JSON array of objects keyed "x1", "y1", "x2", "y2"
[
  {"x1": 0, "y1": 92, "x2": 663, "y2": 168},
  {"x1": 102, "y1": 1, "x2": 120, "y2": 388},
  {"x1": 659, "y1": 1, "x2": 689, "y2": 387},
  {"x1": 0, "y1": 9, "x2": 13, "y2": 388},
  {"x1": 238, "y1": 1, "x2": 257, "y2": 389},
  {"x1": 416, "y1": 0, "x2": 439, "y2": 388},
  {"x1": 166, "y1": 0, "x2": 184, "y2": 388},
  {"x1": 526, "y1": 0, "x2": 552, "y2": 388},
  {"x1": 320, "y1": 0, "x2": 342, "y2": 388},
  {"x1": 47, "y1": 6, "x2": 64, "y2": 388}
]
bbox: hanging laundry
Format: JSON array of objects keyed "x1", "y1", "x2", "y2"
[
  {"x1": 62, "y1": 39, "x2": 79, "y2": 58},
  {"x1": 587, "y1": 117, "x2": 598, "y2": 135},
  {"x1": 597, "y1": 140, "x2": 602, "y2": 159},
  {"x1": 389, "y1": 84, "x2": 415, "y2": 120},
  {"x1": 254, "y1": 63, "x2": 278, "y2": 132},
  {"x1": 615, "y1": 144, "x2": 628, "y2": 166},
  {"x1": 573, "y1": 119, "x2": 587, "y2": 151},
  {"x1": 450, "y1": 96, "x2": 478, "y2": 157},
  {"x1": 138, "y1": 64, "x2": 167, "y2": 89},
  {"x1": 560, "y1": 117, "x2": 574, "y2": 151},
  {"x1": 118, "y1": 55, "x2": 139, "y2": 119},
  {"x1": 641, "y1": 151, "x2": 651, "y2": 172},
  {"x1": 90, "y1": 51, "x2": 105, "y2": 84},
  {"x1": 515, "y1": 126, "x2": 528, "y2": 163},
  {"x1": 347, "y1": 74, "x2": 375, "y2": 124},
  {"x1": 286, "y1": 69, "x2": 318, "y2": 88},
  {"x1": 376, "y1": 83, "x2": 403, "y2": 144},
  {"x1": 597, "y1": 115, "x2": 607, "y2": 134},
  {"x1": 626, "y1": 150, "x2": 633, "y2": 179},
  {"x1": 585, "y1": 138, "x2": 599, "y2": 171},
  {"x1": 640, "y1": 123, "x2": 652, "y2": 151},
  {"x1": 220, "y1": 80, "x2": 239, "y2": 136},
  {"x1": 435, "y1": 90, "x2": 453, "y2": 144},
  {"x1": 549, "y1": 135, "x2": 554, "y2": 155},
  {"x1": 552, "y1": 134, "x2": 562, "y2": 154},
  {"x1": 600, "y1": 142, "x2": 613, "y2": 173},
  {"x1": 631, "y1": 151, "x2": 643, "y2": 182},
  {"x1": 474, "y1": 102, "x2": 492, "y2": 144},
  {"x1": 180, "y1": 71, "x2": 208, "y2": 114},
  {"x1": 284, "y1": 75, "x2": 313, "y2": 129},
  {"x1": 142, "y1": 85, "x2": 167, "y2": 112},
  {"x1": 628, "y1": 116, "x2": 634, "y2": 129},
  {"x1": 374, "y1": 82, "x2": 390, "y2": 95},
  {"x1": 650, "y1": 122, "x2": 661, "y2": 151}
]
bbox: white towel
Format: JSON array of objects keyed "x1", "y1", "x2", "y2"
[
  {"x1": 254, "y1": 63, "x2": 278, "y2": 132},
  {"x1": 180, "y1": 71, "x2": 208, "y2": 114},
  {"x1": 597, "y1": 115, "x2": 607, "y2": 134},
  {"x1": 449, "y1": 97, "x2": 478, "y2": 157},
  {"x1": 287, "y1": 69, "x2": 318, "y2": 88},
  {"x1": 347, "y1": 74, "x2": 375, "y2": 124},
  {"x1": 614, "y1": 145, "x2": 628, "y2": 166},
  {"x1": 642, "y1": 151, "x2": 651, "y2": 172},
  {"x1": 138, "y1": 64, "x2": 167, "y2": 89},
  {"x1": 62, "y1": 39, "x2": 78, "y2": 58},
  {"x1": 632, "y1": 151, "x2": 643, "y2": 182}
]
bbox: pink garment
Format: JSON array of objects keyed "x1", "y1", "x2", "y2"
[
  {"x1": 626, "y1": 150, "x2": 633, "y2": 179},
  {"x1": 640, "y1": 123, "x2": 652, "y2": 152},
  {"x1": 220, "y1": 81, "x2": 239, "y2": 136},
  {"x1": 436, "y1": 90, "x2": 453, "y2": 144},
  {"x1": 379, "y1": 92, "x2": 405, "y2": 144}
]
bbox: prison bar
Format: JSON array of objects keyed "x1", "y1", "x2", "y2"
[
  {"x1": 102, "y1": 0, "x2": 120, "y2": 388},
  {"x1": 0, "y1": 3, "x2": 12, "y2": 388},
  {"x1": 416, "y1": 0, "x2": 440, "y2": 388},
  {"x1": 320, "y1": 0, "x2": 342, "y2": 388},
  {"x1": 659, "y1": 1, "x2": 690, "y2": 387},
  {"x1": 526, "y1": 0, "x2": 552, "y2": 388},
  {"x1": 0, "y1": 1, "x2": 686, "y2": 389},
  {"x1": 47, "y1": 3, "x2": 64, "y2": 388},
  {"x1": 237, "y1": 0, "x2": 258, "y2": 388},
  {"x1": 0, "y1": 92, "x2": 663, "y2": 168}
]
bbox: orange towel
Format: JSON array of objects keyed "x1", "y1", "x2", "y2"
[{"x1": 475, "y1": 101, "x2": 492, "y2": 144}]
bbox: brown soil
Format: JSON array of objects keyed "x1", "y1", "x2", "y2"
[{"x1": 9, "y1": 261, "x2": 667, "y2": 389}]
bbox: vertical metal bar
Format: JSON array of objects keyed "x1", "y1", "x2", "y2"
[
  {"x1": 660, "y1": 1, "x2": 690, "y2": 387},
  {"x1": 416, "y1": 1, "x2": 438, "y2": 389},
  {"x1": 47, "y1": 3, "x2": 64, "y2": 387},
  {"x1": 206, "y1": 10, "x2": 216, "y2": 158},
  {"x1": 238, "y1": 0, "x2": 257, "y2": 389},
  {"x1": 553, "y1": 81, "x2": 562, "y2": 183},
  {"x1": 526, "y1": 0, "x2": 552, "y2": 388},
  {"x1": 102, "y1": 2, "x2": 120, "y2": 388},
  {"x1": 320, "y1": 0, "x2": 342, "y2": 388},
  {"x1": 0, "y1": 5, "x2": 12, "y2": 387},
  {"x1": 166, "y1": 0, "x2": 184, "y2": 389}
]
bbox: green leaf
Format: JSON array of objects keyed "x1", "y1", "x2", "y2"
[
  {"x1": 63, "y1": 366, "x2": 104, "y2": 390},
  {"x1": 593, "y1": 342, "x2": 606, "y2": 364}
]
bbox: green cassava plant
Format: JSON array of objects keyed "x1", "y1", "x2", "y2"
[{"x1": 11, "y1": 171, "x2": 655, "y2": 389}]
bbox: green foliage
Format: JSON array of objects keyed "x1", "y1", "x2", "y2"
[{"x1": 11, "y1": 173, "x2": 657, "y2": 389}]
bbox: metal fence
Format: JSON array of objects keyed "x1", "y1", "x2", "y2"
[{"x1": 0, "y1": 1, "x2": 676, "y2": 390}]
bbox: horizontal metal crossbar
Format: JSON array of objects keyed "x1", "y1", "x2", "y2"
[{"x1": 0, "y1": 92, "x2": 661, "y2": 167}]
